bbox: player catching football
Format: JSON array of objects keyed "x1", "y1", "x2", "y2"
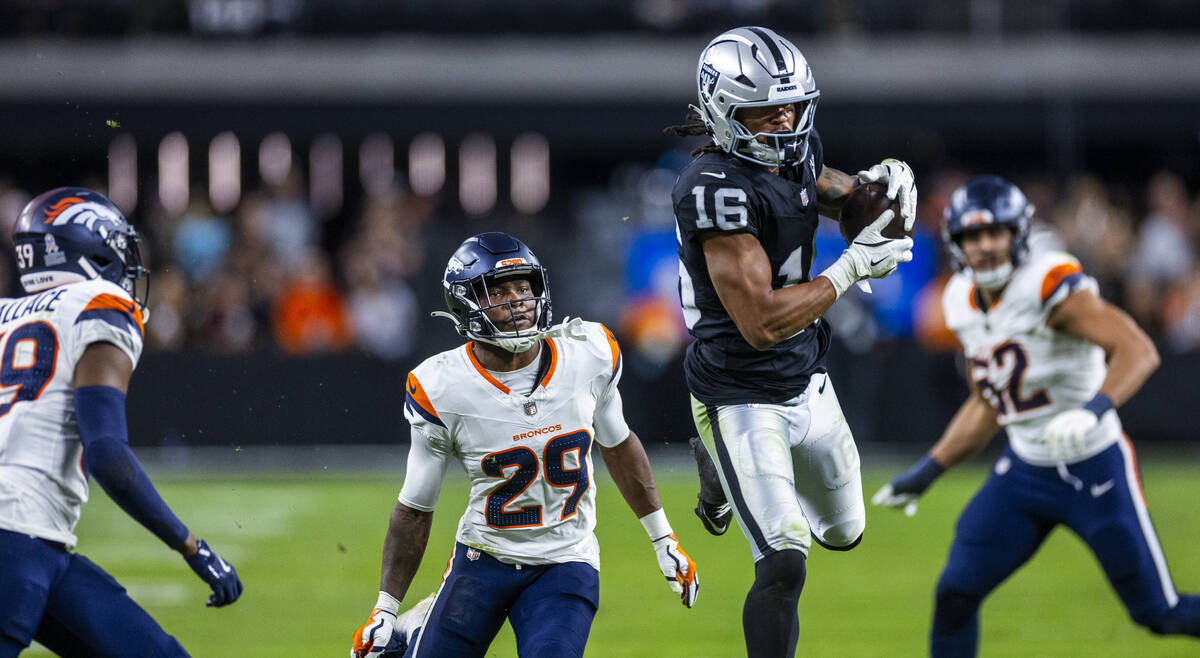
[
  {"x1": 0, "y1": 188, "x2": 242, "y2": 658},
  {"x1": 665, "y1": 26, "x2": 916, "y2": 658},
  {"x1": 351, "y1": 233, "x2": 698, "y2": 658},
  {"x1": 873, "y1": 176, "x2": 1200, "y2": 655}
]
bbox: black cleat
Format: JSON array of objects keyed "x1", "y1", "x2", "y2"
[{"x1": 690, "y1": 437, "x2": 733, "y2": 536}]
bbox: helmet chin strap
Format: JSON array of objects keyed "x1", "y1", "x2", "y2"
[
  {"x1": 430, "y1": 312, "x2": 587, "y2": 353},
  {"x1": 969, "y1": 261, "x2": 1013, "y2": 290}
]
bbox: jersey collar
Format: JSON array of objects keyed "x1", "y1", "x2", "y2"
[{"x1": 465, "y1": 338, "x2": 558, "y2": 395}]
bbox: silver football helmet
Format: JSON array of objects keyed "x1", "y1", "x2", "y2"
[{"x1": 694, "y1": 26, "x2": 819, "y2": 168}]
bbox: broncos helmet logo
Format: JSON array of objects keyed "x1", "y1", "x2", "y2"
[{"x1": 42, "y1": 198, "x2": 124, "y2": 232}]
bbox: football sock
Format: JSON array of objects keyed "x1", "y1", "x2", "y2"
[
  {"x1": 690, "y1": 437, "x2": 733, "y2": 535},
  {"x1": 743, "y1": 549, "x2": 806, "y2": 658},
  {"x1": 931, "y1": 586, "x2": 982, "y2": 658}
]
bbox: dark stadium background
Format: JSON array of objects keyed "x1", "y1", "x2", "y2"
[
  {"x1": 5, "y1": 4, "x2": 1200, "y2": 657},
  {"x1": 0, "y1": 2, "x2": 1198, "y2": 450}
]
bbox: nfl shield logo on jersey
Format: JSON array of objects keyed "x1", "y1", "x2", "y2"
[
  {"x1": 800, "y1": 188, "x2": 809, "y2": 207},
  {"x1": 466, "y1": 547, "x2": 481, "y2": 561},
  {"x1": 523, "y1": 401, "x2": 538, "y2": 416}
]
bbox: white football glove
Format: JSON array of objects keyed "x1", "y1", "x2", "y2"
[
  {"x1": 871, "y1": 484, "x2": 921, "y2": 517},
  {"x1": 1042, "y1": 408, "x2": 1098, "y2": 461},
  {"x1": 819, "y1": 209, "x2": 914, "y2": 298},
  {"x1": 652, "y1": 533, "x2": 699, "y2": 608},
  {"x1": 857, "y1": 158, "x2": 917, "y2": 232},
  {"x1": 351, "y1": 592, "x2": 400, "y2": 658}
]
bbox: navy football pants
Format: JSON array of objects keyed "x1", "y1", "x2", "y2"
[
  {"x1": 0, "y1": 529, "x2": 187, "y2": 657},
  {"x1": 403, "y1": 542, "x2": 599, "y2": 658},
  {"x1": 932, "y1": 439, "x2": 1200, "y2": 656}
]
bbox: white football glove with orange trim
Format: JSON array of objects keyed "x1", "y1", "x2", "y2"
[
  {"x1": 641, "y1": 509, "x2": 699, "y2": 608},
  {"x1": 351, "y1": 592, "x2": 399, "y2": 658}
]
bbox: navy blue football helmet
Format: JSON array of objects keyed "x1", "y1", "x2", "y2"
[
  {"x1": 436, "y1": 232, "x2": 551, "y2": 351},
  {"x1": 12, "y1": 187, "x2": 148, "y2": 307},
  {"x1": 943, "y1": 175, "x2": 1032, "y2": 287}
]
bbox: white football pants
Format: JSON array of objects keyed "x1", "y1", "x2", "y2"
[{"x1": 690, "y1": 372, "x2": 865, "y2": 561}]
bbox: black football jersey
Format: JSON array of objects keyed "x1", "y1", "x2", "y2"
[{"x1": 673, "y1": 130, "x2": 832, "y2": 405}]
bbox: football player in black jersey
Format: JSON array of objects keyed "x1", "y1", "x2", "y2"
[{"x1": 666, "y1": 26, "x2": 917, "y2": 658}]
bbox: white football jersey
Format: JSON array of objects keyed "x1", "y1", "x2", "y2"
[
  {"x1": 0, "y1": 279, "x2": 144, "y2": 548},
  {"x1": 399, "y1": 321, "x2": 628, "y2": 571},
  {"x1": 943, "y1": 251, "x2": 1119, "y2": 465}
]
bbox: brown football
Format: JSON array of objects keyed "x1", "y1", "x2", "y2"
[{"x1": 839, "y1": 181, "x2": 909, "y2": 244}]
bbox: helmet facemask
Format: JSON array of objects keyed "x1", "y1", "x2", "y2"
[
  {"x1": 945, "y1": 223, "x2": 1028, "y2": 291},
  {"x1": 729, "y1": 96, "x2": 819, "y2": 168},
  {"x1": 943, "y1": 176, "x2": 1034, "y2": 292},
  {"x1": 446, "y1": 267, "x2": 552, "y2": 353}
]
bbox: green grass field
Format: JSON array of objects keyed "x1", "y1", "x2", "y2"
[{"x1": 48, "y1": 457, "x2": 1200, "y2": 657}]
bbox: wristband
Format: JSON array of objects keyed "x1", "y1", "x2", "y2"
[
  {"x1": 818, "y1": 255, "x2": 858, "y2": 300},
  {"x1": 1082, "y1": 393, "x2": 1114, "y2": 419},
  {"x1": 375, "y1": 590, "x2": 401, "y2": 615},
  {"x1": 639, "y1": 508, "x2": 673, "y2": 542},
  {"x1": 896, "y1": 454, "x2": 945, "y2": 494}
]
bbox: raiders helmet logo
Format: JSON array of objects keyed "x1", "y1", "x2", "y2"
[{"x1": 700, "y1": 62, "x2": 720, "y2": 99}]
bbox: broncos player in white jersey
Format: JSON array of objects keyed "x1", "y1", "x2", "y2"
[
  {"x1": 665, "y1": 26, "x2": 917, "y2": 658},
  {"x1": 873, "y1": 176, "x2": 1200, "y2": 655},
  {"x1": 351, "y1": 233, "x2": 698, "y2": 658},
  {"x1": 0, "y1": 188, "x2": 242, "y2": 658}
]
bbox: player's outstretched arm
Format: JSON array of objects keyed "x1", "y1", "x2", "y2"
[
  {"x1": 873, "y1": 389, "x2": 999, "y2": 516},
  {"x1": 352, "y1": 501, "x2": 434, "y2": 658},
  {"x1": 1041, "y1": 289, "x2": 1160, "y2": 458},
  {"x1": 599, "y1": 432, "x2": 698, "y2": 608},
  {"x1": 74, "y1": 343, "x2": 242, "y2": 607}
]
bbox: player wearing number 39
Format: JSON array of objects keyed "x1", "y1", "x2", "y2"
[
  {"x1": 873, "y1": 176, "x2": 1200, "y2": 655},
  {"x1": 665, "y1": 26, "x2": 916, "y2": 658},
  {"x1": 351, "y1": 232, "x2": 698, "y2": 658},
  {"x1": 0, "y1": 188, "x2": 242, "y2": 658}
]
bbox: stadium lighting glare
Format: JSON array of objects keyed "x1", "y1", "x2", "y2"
[
  {"x1": 409, "y1": 132, "x2": 445, "y2": 198},
  {"x1": 511, "y1": 132, "x2": 550, "y2": 215},
  {"x1": 158, "y1": 132, "x2": 189, "y2": 216},
  {"x1": 259, "y1": 131, "x2": 293, "y2": 188},
  {"x1": 310, "y1": 133, "x2": 344, "y2": 218},
  {"x1": 108, "y1": 133, "x2": 138, "y2": 215},
  {"x1": 360, "y1": 133, "x2": 395, "y2": 197},
  {"x1": 459, "y1": 133, "x2": 496, "y2": 216},
  {"x1": 209, "y1": 131, "x2": 241, "y2": 214}
]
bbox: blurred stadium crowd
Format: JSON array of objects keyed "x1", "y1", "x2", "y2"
[{"x1": 1, "y1": 155, "x2": 1198, "y2": 366}]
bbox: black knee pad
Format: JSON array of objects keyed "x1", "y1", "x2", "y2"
[
  {"x1": 752, "y1": 549, "x2": 807, "y2": 599},
  {"x1": 934, "y1": 586, "x2": 982, "y2": 630}
]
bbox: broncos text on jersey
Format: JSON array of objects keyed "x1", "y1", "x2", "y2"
[
  {"x1": 673, "y1": 129, "x2": 831, "y2": 405},
  {"x1": 943, "y1": 250, "x2": 1119, "y2": 465},
  {"x1": 400, "y1": 321, "x2": 627, "y2": 571},
  {"x1": 0, "y1": 279, "x2": 145, "y2": 548}
]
